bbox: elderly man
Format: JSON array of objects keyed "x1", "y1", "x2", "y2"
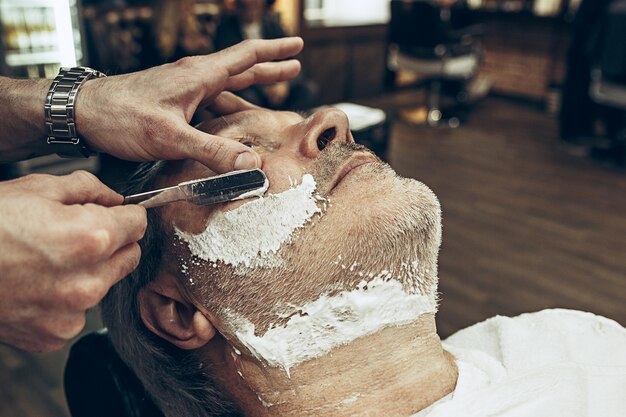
[{"x1": 97, "y1": 107, "x2": 626, "y2": 417}]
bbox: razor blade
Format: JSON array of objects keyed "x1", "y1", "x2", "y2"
[{"x1": 123, "y1": 168, "x2": 269, "y2": 209}]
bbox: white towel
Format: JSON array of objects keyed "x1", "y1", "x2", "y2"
[{"x1": 413, "y1": 309, "x2": 626, "y2": 417}]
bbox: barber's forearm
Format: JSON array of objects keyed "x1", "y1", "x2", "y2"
[{"x1": 0, "y1": 76, "x2": 52, "y2": 162}]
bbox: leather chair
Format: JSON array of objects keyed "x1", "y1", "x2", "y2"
[
  {"x1": 64, "y1": 329, "x2": 164, "y2": 417},
  {"x1": 387, "y1": 0, "x2": 485, "y2": 127},
  {"x1": 590, "y1": 0, "x2": 626, "y2": 111},
  {"x1": 588, "y1": 0, "x2": 626, "y2": 165},
  {"x1": 591, "y1": 69, "x2": 626, "y2": 111}
]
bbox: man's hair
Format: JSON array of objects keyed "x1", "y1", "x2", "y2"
[{"x1": 100, "y1": 162, "x2": 241, "y2": 417}]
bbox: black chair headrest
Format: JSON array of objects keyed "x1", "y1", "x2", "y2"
[{"x1": 64, "y1": 329, "x2": 164, "y2": 417}]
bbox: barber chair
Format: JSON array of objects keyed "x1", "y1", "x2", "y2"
[
  {"x1": 64, "y1": 329, "x2": 164, "y2": 417},
  {"x1": 588, "y1": 0, "x2": 626, "y2": 165},
  {"x1": 387, "y1": 0, "x2": 485, "y2": 127}
]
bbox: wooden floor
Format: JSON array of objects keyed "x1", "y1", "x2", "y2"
[
  {"x1": 2, "y1": 94, "x2": 625, "y2": 416},
  {"x1": 365, "y1": 93, "x2": 626, "y2": 337}
]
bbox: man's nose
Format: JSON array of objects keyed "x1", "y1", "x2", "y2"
[{"x1": 300, "y1": 108, "x2": 354, "y2": 158}]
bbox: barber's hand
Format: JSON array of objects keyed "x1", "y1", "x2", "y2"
[
  {"x1": 0, "y1": 171, "x2": 146, "y2": 352},
  {"x1": 76, "y1": 37, "x2": 304, "y2": 173}
]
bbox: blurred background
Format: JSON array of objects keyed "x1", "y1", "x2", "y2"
[{"x1": 1, "y1": 1, "x2": 625, "y2": 416}]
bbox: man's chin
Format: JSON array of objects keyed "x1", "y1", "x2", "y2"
[
  {"x1": 367, "y1": 170, "x2": 440, "y2": 294},
  {"x1": 302, "y1": 161, "x2": 441, "y2": 270},
  {"x1": 206, "y1": 161, "x2": 442, "y2": 331}
]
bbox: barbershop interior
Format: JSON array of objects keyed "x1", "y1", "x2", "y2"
[{"x1": 1, "y1": 0, "x2": 626, "y2": 416}]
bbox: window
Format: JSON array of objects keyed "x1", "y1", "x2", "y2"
[{"x1": 304, "y1": 0, "x2": 391, "y2": 25}]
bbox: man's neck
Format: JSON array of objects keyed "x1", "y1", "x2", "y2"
[{"x1": 203, "y1": 314, "x2": 458, "y2": 417}]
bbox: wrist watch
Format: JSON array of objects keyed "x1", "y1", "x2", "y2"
[{"x1": 44, "y1": 66, "x2": 106, "y2": 158}]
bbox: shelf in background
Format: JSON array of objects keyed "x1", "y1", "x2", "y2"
[{"x1": 5, "y1": 50, "x2": 61, "y2": 66}]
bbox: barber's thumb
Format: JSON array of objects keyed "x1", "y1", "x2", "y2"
[{"x1": 181, "y1": 126, "x2": 261, "y2": 173}]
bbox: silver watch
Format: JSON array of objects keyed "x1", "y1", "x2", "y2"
[{"x1": 44, "y1": 66, "x2": 106, "y2": 158}]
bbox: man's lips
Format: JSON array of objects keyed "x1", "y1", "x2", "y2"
[{"x1": 329, "y1": 152, "x2": 378, "y2": 192}]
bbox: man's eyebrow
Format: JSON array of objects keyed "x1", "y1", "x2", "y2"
[{"x1": 210, "y1": 112, "x2": 262, "y2": 135}]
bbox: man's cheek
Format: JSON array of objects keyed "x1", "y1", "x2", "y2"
[
  {"x1": 164, "y1": 202, "x2": 213, "y2": 235},
  {"x1": 262, "y1": 158, "x2": 309, "y2": 194}
]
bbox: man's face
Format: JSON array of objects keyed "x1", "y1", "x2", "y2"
[{"x1": 157, "y1": 108, "x2": 442, "y2": 341}]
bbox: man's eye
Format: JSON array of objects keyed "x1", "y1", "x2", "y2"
[
  {"x1": 236, "y1": 134, "x2": 276, "y2": 151},
  {"x1": 238, "y1": 135, "x2": 261, "y2": 148}
]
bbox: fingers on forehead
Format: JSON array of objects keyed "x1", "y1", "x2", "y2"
[{"x1": 206, "y1": 92, "x2": 258, "y2": 115}]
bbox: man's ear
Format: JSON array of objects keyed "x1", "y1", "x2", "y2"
[{"x1": 138, "y1": 274, "x2": 216, "y2": 350}]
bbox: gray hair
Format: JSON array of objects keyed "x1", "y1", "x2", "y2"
[{"x1": 100, "y1": 162, "x2": 241, "y2": 417}]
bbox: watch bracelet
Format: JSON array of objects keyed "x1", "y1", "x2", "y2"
[{"x1": 44, "y1": 67, "x2": 106, "y2": 158}]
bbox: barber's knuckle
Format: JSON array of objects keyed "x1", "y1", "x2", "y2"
[
  {"x1": 73, "y1": 315, "x2": 87, "y2": 335},
  {"x1": 214, "y1": 64, "x2": 229, "y2": 81},
  {"x1": 59, "y1": 314, "x2": 86, "y2": 338},
  {"x1": 70, "y1": 170, "x2": 99, "y2": 189},
  {"x1": 111, "y1": 245, "x2": 139, "y2": 278},
  {"x1": 129, "y1": 244, "x2": 142, "y2": 271},
  {"x1": 139, "y1": 209, "x2": 148, "y2": 233},
  {"x1": 71, "y1": 279, "x2": 106, "y2": 308},
  {"x1": 115, "y1": 247, "x2": 142, "y2": 280},
  {"x1": 70, "y1": 170, "x2": 102, "y2": 200},
  {"x1": 241, "y1": 39, "x2": 258, "y2": 50},
  {"x1": 244, "y1": 40, "x2": 261, "y2": 57},
  {"x1": 129, "y1": 207, "x2": 148, "y2": 238},
  {"x1": 78, "y1": 228, "x2": 112, "y2": 259}
]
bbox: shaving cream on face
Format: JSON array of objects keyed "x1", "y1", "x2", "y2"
[
  {"x1": 175, "y1": 174, "x2": 321, "y2": 269},
  {"x1": 223, "y1": 273, "x2": 438, "y2": 376}
]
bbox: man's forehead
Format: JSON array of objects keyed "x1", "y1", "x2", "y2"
[
  {"x1": 208, "y1": 109, "x2": 304, "y2": 135},
  {"x1": 208, "y1": 111, "x2": 263, "y2": 134}
]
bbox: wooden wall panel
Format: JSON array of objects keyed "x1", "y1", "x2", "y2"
[
  {"x1": 349, "y1": 40, "x2": 387, "y2": 99},
  {"x1": 303, "y1": 43, "x2": 350, "y2": 104},
  {"x1": 302, "y1": 24, "x2": 388, "y2": 105},
  {"x1": 477, "y1": 14, "x2": 569, "y2": 102}
]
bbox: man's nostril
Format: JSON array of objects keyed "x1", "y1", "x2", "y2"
[{"x1": 317, "y1": 128, "x2": 337, "y2": 151}]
